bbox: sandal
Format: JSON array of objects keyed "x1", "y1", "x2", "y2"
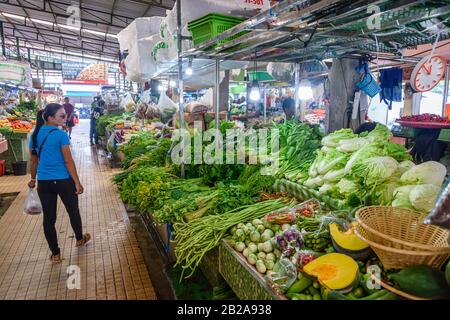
[
  {"x1": 49, "y1": 253, "x2": 62, "y2": 264},
  {"x1": 76, "y1": 233, "x2": 91, "y2": 247}
]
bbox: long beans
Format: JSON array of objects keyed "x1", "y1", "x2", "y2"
[{"x1": 173, "y1": 198, "x2": 295, "y2": 279}]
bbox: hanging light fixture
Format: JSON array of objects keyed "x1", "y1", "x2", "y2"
[
  {"x1": 298, "y1": 80, "x2": 313, "y2": 100},
  {"x1": 249, "y1": 56, "x2": 260, "y2": 101}
]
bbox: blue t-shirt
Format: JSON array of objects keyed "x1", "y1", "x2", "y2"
[{"x1": 29, "y1": 126, "x2": 71, "y2": 181}]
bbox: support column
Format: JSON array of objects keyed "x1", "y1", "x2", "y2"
[
  {"x1": 442, "y1": 64, "x2": 449, "y2": 117},
  {"x1": 294, "y1": 63, "x2": 300, "y2": 120},
  {"x1": 215, "y1": 58, "x2": 220, "y2": 130},
  {"x1": 0, "y1": 22, "x2": 5, "y2": 56},
  {"x1": 326, "y1": 58, "x2": 361, "y2": 133},
  {"x1": 176, "y1": 0, "x2": 185, "y2": 177}
]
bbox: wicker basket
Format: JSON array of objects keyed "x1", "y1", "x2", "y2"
[
  {"x1": 356, "y1": 206, "x2": 450, "y2": 252},
  {"x1": 354, "y1": 206, "x2": 450, "y2": 269}
]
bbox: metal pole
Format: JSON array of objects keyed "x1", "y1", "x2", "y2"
[
  {"x1": 263, "y1": 85, "x2": 267, "y2": 123},
  {"x1": 16, "y1": 37, "x2": 20, "y2": 60},
  {"x1": 294, "y1": 63, "x2": 300, "y2": 120},
  {"x1": 177, "y1": 0, "x2": 185, "y2": 178},
  {"x1": 215, "y1": 58, "x2": 220, "y2": 131},
  {"x1": 442, "y1": 64, "x2": 449, "y2": 117},
  {"x1": 0, "y1": 22, "x2": 6, "y2": 56}
]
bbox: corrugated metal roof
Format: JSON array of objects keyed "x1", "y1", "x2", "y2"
[{"x1": 0, "y1": 0, "x2": 174, "y2": 61}]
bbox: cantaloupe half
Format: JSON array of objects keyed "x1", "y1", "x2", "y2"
[
  {"x1": 303, "y1": 253, "x2": 359, "y2": 293},
  {"x1": 329, "y1": 222, "x2": 372, "y2": 260}
]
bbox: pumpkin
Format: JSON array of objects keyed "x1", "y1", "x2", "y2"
[
  {"x1": 329, "y1": 222, "x2": 372, "y2": 260},
  {"x1": 303, "y1": 253, "x2": 359, "y2": 293}
]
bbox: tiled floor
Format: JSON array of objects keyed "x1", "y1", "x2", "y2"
[{"x1": 0, "y1": 120, "x2": 156, "y2": 300}]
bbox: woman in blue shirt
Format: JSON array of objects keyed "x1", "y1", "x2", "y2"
[{"x1": 28, "y1": 103, "x2": 90, "y2": 264}]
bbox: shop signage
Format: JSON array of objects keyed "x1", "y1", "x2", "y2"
[{"x1": 62, "y1": 62, "x2": 108, "y2": 84}]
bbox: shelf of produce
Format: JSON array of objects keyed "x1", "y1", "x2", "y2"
[
  {"x1": 395, "y1": 120, "x2": 450, "y2": 129},
  {"x1": 0, "y1": 131, "x2": 30, "y2": 172},
  {"x1": 0, "y1": 140, "x2": 7, "y2": 154},
  {"x1": 219, "y1": 240, "x2": 286, "y2": 300},
  {"x1": 139, "y1": 210, "x2": 224, "y2": 287}
]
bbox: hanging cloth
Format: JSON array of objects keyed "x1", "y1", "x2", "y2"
[{"x1": 380, "y1": 67, "x2": 403, "y2": 110}]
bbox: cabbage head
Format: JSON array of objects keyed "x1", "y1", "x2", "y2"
[
  {"x1": 351, "y1": 156, "x2": 398, "y2": 186},
  {"x1": 321, "y1": 128, "x2": 356, "y2": 147},
  {"x1": 409, "y1": 184, "x2": 441, "y2": 212},
  {"x1": 400, "y1": 161, "x2": 447, "y2": 186},
  {"x1": 392, "y1": 185, "x2": 415, "y2": 210}
]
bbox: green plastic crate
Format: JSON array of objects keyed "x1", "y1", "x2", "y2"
[
  {"x1": 438, "y1": 129, "x2": 450, "y2": 142},
  {"x1": 188, "y1": 13, "x2": 248, "y2": 47}
]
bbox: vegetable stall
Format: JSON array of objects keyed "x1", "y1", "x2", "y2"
[
  {"x1": 109, "y1": 117, "x2": 450, "y2": 301},
  {"x1": 109, "y1": 0, "x2": 450, "y2": 301}
]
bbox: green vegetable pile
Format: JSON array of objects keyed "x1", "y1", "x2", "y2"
[
  {"x1": 173, "y1": 198, "x2": 294, "y2": 278},
  {"x1": 276, "y1": 120, "x2": 323, "y2": 182},
  {"x1": 287, "y1": 124, "x2": 446, "y2": 211}
]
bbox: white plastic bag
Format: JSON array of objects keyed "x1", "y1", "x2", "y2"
[{"x1": 23, "y1": 188, "x2": 42, "y2": 215}]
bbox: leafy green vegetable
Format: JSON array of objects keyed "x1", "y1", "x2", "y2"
[
  {"x1": 351, "y1": 156, "x2": 398, "y2": 186},
  {"x1": 409, "y1": 184, "x2": 441, "y2": 212},
  {"x1": 400, "y1": 161, "x2": 447, "y2": 187},
  {"x1": 321, "y1": 128, "x2": 356, "y2": 147}
]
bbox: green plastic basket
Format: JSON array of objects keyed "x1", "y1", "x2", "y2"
[
  {"x1": 438, "y1": 129, "x2": 450, "y2": 142},
  {"x1": 188, "y1": 13, "x2": 248, "y2": 47}
]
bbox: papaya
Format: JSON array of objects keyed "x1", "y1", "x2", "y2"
[{"x1": 389, "y1": 265, "x2": 449, "y2": 299}]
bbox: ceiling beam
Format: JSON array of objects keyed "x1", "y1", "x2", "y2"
[
  {"x1": 0, "y1": 0, "x2": 132, "y2": 30},
  {"x1": 0, "y1": 19, "x2": 120, "y2": 47},
  {"x1": 123, "y1": 0, "x2": 174, "y2": 11}
]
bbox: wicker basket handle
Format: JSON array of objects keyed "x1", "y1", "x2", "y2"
[{"x1": 368, "y1": 274, "x2": 429, "y2": 300}]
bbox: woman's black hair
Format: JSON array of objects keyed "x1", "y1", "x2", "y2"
[{"x1": 31, "y1": 103, "x2": 64, "y2": 155}]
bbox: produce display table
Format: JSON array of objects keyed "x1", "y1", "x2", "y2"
[
  {"x1": 140, "y1": 210, "x2": 224, "y2": 286},
  {"x1": 219, "y1": 240, "x2": 285, "y2": 300},
  {"x1": 0, "y1": 131, "x2": 30, "y2": 173}
]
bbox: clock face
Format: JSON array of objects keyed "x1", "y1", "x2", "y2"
[{"x1": 410, "y1": 55, "x2": 446, "y2": 92}]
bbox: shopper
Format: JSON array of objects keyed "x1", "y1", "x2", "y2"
[
  {"x1": 28, "y1": 103, "x2": 90, "y2": 264},
  {"x1": 63, "y1": 97, "x2": 75, "y2": 139},
  {"x1": 90, "y1": 98, "x2": 104, "y2": 146},
  {"x1": 282, "y1": 93, "x2": 295, "y2": 120}
]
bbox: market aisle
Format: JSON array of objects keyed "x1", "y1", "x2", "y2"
[{"x1": 0, "y1": 120, "x2": 156, "y2": 300}]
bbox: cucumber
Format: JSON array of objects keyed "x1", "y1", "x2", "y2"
[
  {"x1": 353, "y1": 287, "x2": 365, "y2": 299},
  {"x1": 329, "y1": 289, "x2": 388, "y2": 300},
  {"x1": 308, "y1": 286, "x2": 320, "y2": 296},
  {"x1": 328, "y1": 291, "x2": 353, "y2": 300},
  {"x1": 346, "y1": 292, "x2": 357, "y2": 299},
  {"x1": 321, "y1": 287, "x2": 329, "y2": 300},
  {"x1": 287, "y1": 277, "x2": 313, "y2": 294},
  {"x1": 375, "y1": 292, "x2": 399, "y2": 300},
  {"x1": 358, "y1": 289, "x2": 389, "y2": 300},
  {"x1": 289, "y1": 293, "x2": 309, "y2": 300}
]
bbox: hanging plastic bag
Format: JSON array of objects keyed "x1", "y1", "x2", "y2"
[
  {"x1": 264, "y1": 258, "x2": 297, "y2": 294},
  {"x1": 158, "y1": 90, "x2": 178, "y2": 122},
  {"x1": 23, "y1": 188, "x2": 42, "y2": 215}
]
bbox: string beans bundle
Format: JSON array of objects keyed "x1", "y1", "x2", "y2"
[{"x1": 173, "y1": 198, "x2": 295, "y2": 279}]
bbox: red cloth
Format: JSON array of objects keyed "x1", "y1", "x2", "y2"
[{"x1": 63, "y1": 103, "x2": 74, "y2": 118}]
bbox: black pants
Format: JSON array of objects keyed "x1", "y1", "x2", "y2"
[
  {"x1": 90, "y1": 120, "x2": 98, "y2": 144},
  {"x1": 37, "y1": 179, "x2": 83, "y2": 255}
]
